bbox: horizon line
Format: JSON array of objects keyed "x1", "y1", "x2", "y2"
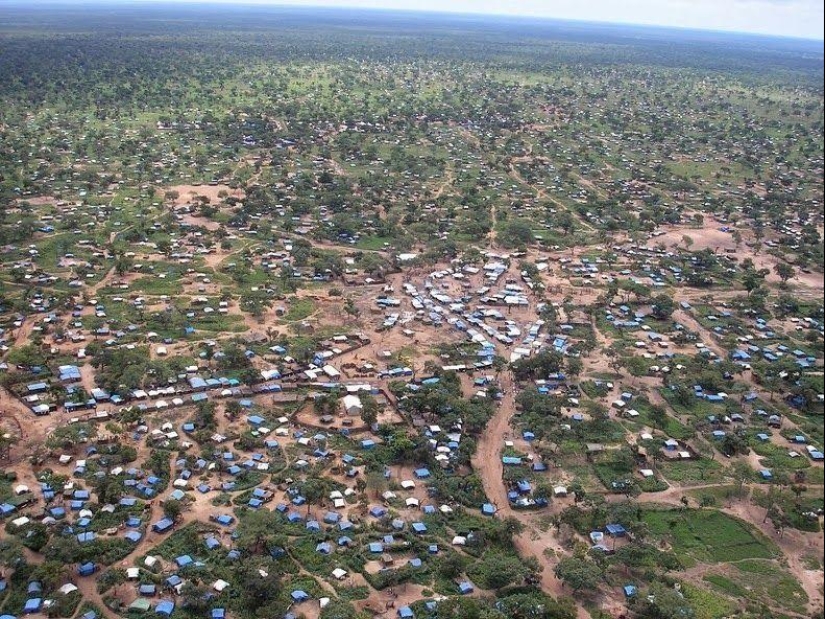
[{"x1": 2, "y1": 0, "x2": 824, "y2": 43}]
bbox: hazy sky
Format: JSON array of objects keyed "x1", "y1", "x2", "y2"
[{"x1": 120, "y1": 0, "x2": 825, "y2": 40}]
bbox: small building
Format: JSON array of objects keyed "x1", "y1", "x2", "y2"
[
  {"x1": 152, "y1": 518, "x2": 174, "y2": 533},
  {"x1": 343, "y1": 394, "x2": 363, "y2": 416},
  {"x1": 77, "y1": 562, "x2": 96, "y2": 576},
  {"x1": 586, "y1": 443, "x2": 605, "y2": 455},
  {"x1": 24, "y1": 598, "x2": 43, "y2": 613},
  {"x1": 291, "y1": 590, "x2": 310, "y2": 602}
]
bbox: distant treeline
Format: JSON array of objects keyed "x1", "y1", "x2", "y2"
[{"x1": 0, "y1": 4, "x2": 822, "y2": 109}]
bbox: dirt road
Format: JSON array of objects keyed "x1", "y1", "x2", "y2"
[
  {"x1": 671, "y1": 309, "x2": 727, "y2": 358},
  {"x1": 471, "y1": 371, "x2": 591, "y2": 619}
]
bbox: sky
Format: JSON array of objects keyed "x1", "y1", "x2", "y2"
[{"x1": 114, "y1": 0, "x2": 825, "y2": 40}]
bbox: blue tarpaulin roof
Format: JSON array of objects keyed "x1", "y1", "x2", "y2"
[
  {"x1": 24, "y1": 599, "x2": 42, "y2": 612},
  {"x1": 124, "y1": 531, "x2": 142, "y2": 543}
]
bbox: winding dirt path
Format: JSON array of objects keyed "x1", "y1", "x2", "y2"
[
  {"x1": 471, "y1": 370, "x2": 591, "y2": 619},
  {"x1": 671, "y1": 308, "x2": 727, "y2": 358}
]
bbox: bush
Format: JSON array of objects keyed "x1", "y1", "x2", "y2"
[{"x1": 467, "y1": 551, "x2": 532, "y2": 589}]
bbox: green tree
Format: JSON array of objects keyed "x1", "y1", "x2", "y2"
[
  {"x1": 320, "y1": 600, "x2": 360, "y2": 619},
  {"x1": 235, "y1": 563, "x2": 283, "y2": 614},
  {"x1": 7, "y1": 343, "x2": 46, "y2": 368},
  {"x1": 236, "y1": 509, "x2": 284, "y2": 555},
  {"x1": 649, "y1": 404, "x2": 668, "y2": 431},
  {"x1": 496, "y1": 593, "x2": 577, "y2": 619},
  {"x1": 720, "y1": 433, "x2": 748, "y2": 457},
  {"x1": 32, "y1": 560, "x2": 68, "y2": 592},
  {"x1": 651, "y1": 294, "x2": 676, "y2": 320},
  {"x1": 92, "y1": 474, "x2": 124, "y2": 505},
  {"x1": 498, "y1": 218, "x2": 534, "y2": 248},
  {"x1": 300, "y1": 477, "x2": 331, "y2": 505},
  {"x1": 114, "y1": 254, "x2": 134, "y2": 275},
  {"x1": 554, "y1": 556, "x2": 602, "y2": 592},
  {"x1": 180, "y1": 582, "x2": 212, "y2": 614},
  {"x1": 163, "y1": 499, "x2": 182, "y2": 522},
  {"x1": 512, "y1": 350, "x2": 564, "y2": 381},
  {"x1": 366, "y1": 471, "x2": 387, "y2": 500},
  {"x1": 360, "y1": 392, "x2": 380, "y2": 426},
  {"x1": 566, "y1": 356, "x2": 583, "y2": 378},
  {"x1": 0, "y1": 537, "x2": 25, "y2": 568},
  {"x1": 742, "y1": 268, "x2": 768, "y2": 297},
  {"x1": 469, "y1": 551, "x2": 532, "y2": 589},
  {"x1": 774, "y1": 262, "x2": 795, "y2": 286},
  {"x1": 432, "y1": 597, "x2": 506, "y2": 619},
  {"x1": 46, "y1": 423, "x2": 97, "y2": 451}
]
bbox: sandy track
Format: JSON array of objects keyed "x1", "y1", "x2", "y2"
[{"x1": 471, "y1": 371, "x2": 591, "y2": 618}]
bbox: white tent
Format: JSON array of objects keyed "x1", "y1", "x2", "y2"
[{"x1": 343, "y1": 394, "x2": 363, "y2": 416}]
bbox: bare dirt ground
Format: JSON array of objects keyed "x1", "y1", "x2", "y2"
[
  {"x1": 648, "y1": 226, "x2": 824, "y2": 289},
  {"x1": 15, "y1": 196, "x2": 57, "y2": 206},
  {"x1": 167, "y1": 184, "x2": 244, "y2": 206},
  {"x1": 165, "y1": 184, "x2": 246, "y2": 231},
  {"x1": 179, "y1": 212, "x2": 222, "y2": 231}
]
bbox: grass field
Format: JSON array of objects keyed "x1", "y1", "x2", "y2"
[
  {"x1": 658, "y1": 459, "x2": 728, "y2": 485},
  {"x1": 679, "y1": 581, "x2": 738, "y2": 619},
  {"x1": 703, "y1": 559, "x2": 809, "y2": 615},
  {"x1": 282, "y1": 298, "x2": 316, "y2": 323},
  {"x1": 642, "y1": 509, "x2": 779, "y2": 564}
]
